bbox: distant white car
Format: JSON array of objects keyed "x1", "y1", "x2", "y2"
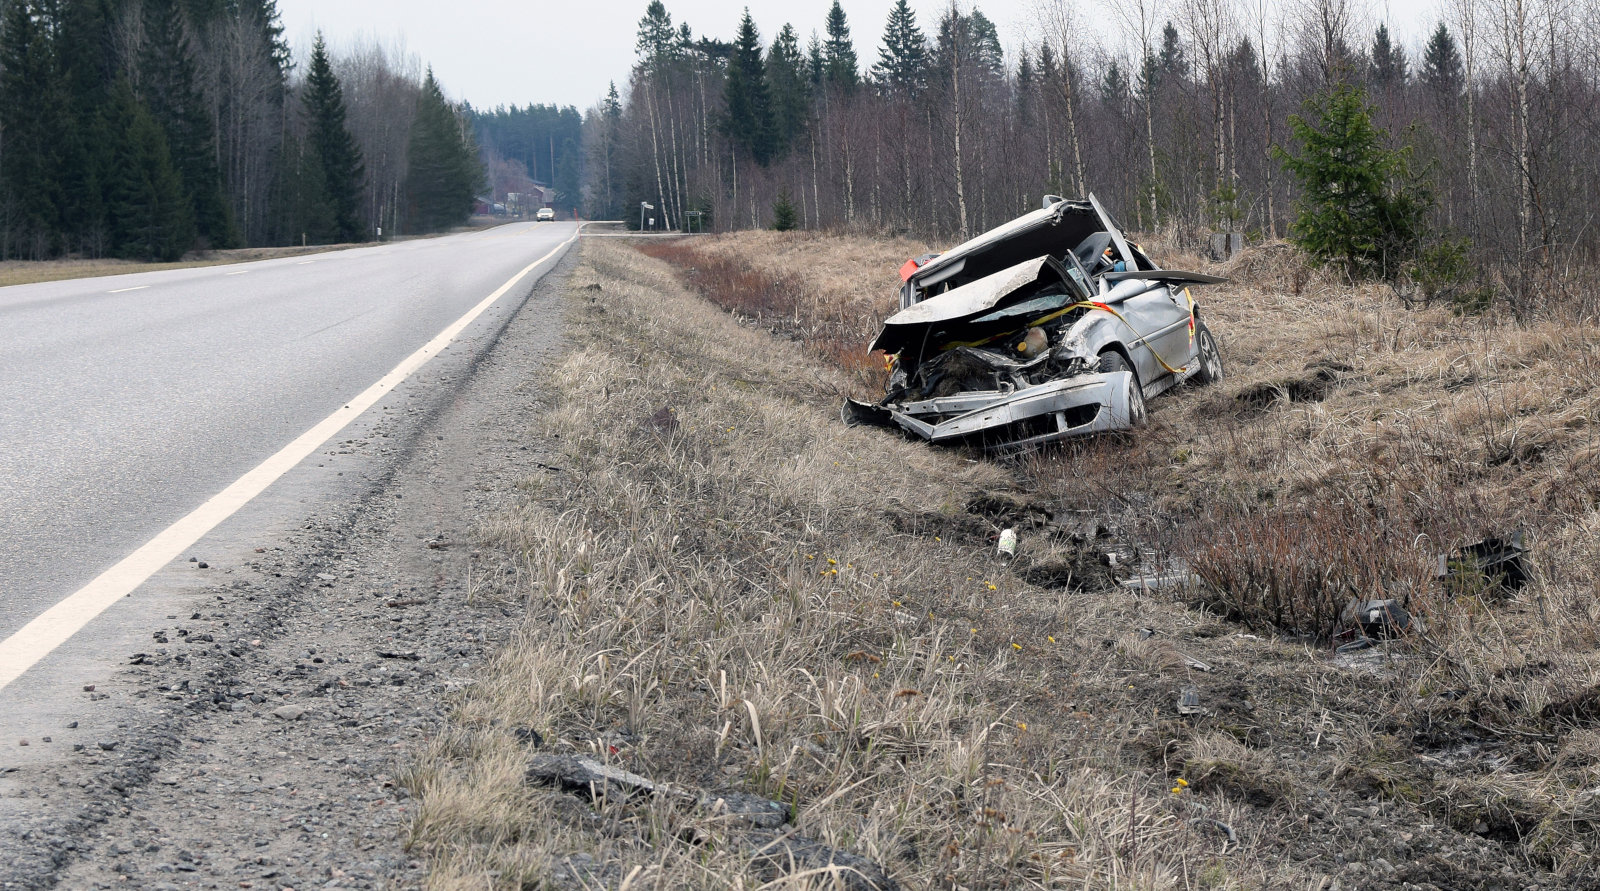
[{"x1": 535, "y1": 207, "x2": 556, "y2": 222}]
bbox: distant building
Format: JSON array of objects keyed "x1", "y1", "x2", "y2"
[{"x1": 527, "y1": 183, "x2": 556, "y2": 208}]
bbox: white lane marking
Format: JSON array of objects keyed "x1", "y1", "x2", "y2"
[
  {"x1": 109, "y1": 286, "x2": 149, "y2": 293},
  {"x1": 0, "y1": 228, "x2": 581, "y2": 694},
  {"x1": 297, "y1": 260, "x2": 316, "y2": 265},
  {"x1": 225, "y1": 270, "x2": 249, "y2": 276}
]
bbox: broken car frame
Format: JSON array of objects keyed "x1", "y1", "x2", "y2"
[{"x1": 845, "y1": 195, "x2": 1226, "y2": 449}]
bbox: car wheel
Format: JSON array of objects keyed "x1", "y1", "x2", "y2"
[
  {"x1": 1098, "y1": 350, "x2": 1147, "y2": 427},
  {"x1": 1192, "y1": 321, "x2": 1224, "y2": 385}
]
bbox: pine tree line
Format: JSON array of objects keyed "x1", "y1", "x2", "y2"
[
  {"x1": 585, "y1": 0, "x2": 1600, "y2": 285},
  {"x1": 0, "y1": 0, "x2": 484, "y2": 261}
]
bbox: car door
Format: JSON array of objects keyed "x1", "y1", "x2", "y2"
[
  {"x1": 1104, "y1": 281, "x2": 1193, "y2": 386},
  {"x1": 1087, "y1": 194, "x2": 1195, "y2": 386}
]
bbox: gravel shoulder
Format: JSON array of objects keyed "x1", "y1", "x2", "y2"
[{"x1": 0, "y1": 249, "x2": 577, "y2": 891}]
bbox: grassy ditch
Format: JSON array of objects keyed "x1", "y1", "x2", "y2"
[
  {"x1": 401, "y1": 232, "x2": 1600, "y2": 889},
  {"x1": 403, "y1": 239, "x2": 1353, "y2": 889},
  {"x1": 476, "y1": 229, "x2": 1600, "y2": 888}
]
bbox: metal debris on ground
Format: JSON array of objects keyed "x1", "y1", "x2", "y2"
[
  {"x1": 1440, "y1": 530, "x2": 1530, "y2": 595},
  {"x1": 1180, "y1": 652, "x2": 1212, "y2": 672},
  {"x1": 1349, "y1": 599, "x2": 1418, "y2": 639},
  {"x1": 1177, "y1": 685, "x2": 1202, "y2": 715}
]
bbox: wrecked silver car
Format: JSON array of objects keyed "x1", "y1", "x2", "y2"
[{"x1": 844, "y1": 195, "x2": 1225, "y2": 449}]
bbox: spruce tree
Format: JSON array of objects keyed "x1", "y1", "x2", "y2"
[
  {"x1": 871, "y1": 0, "x2": 927, "y2": 97},
  {"x1": 104, "y1": 78, "x2": 194, "y2": 261},
  {"x1": 806, "y1": 32, "x2": 826, "y2": 91},
  {"x1": 0, "y1": 0, "x2": 66, "y2": 257},
  {"x1": 404, "y1": 69, "x2": 482, "y2": 232},
  {"x1": 139, "y1": 0, "x2": 238, "y2": 249},
  {"x1": 1016, "y1": 51, "x2": 1035, "y2": 125},
  {"x1": 1420, "y1": 23, "x2": 1463, "y2": 98},
  {"x1": 1276, "y1": 84, "x2": 1430, "y2": 278},
  {"x1": 823, "y1": 1, "x2": 859, "y2": 92},
  {"x1": 723, "y1": 9, "x2": 774, "y2": 165},
  {"x1": 766, "y1": 23, "x2": 809, "y2": 157},
  {"x1": 636, "y1": 1, "x2": 677, "y2": 63},
  {"x1": 58, "y1": 0, "x2": 118, "y2": 255},
  {"x1": 1158, "y1": 22, "x2": 1187, "y2": 81},
  {"x1": 968, "y1": 11, "x2": 1003, "y2": 79},
  {"x1": 303, "y1": 33, "x2": 365, "y2": 243},
  {"x1": 1370, "y1": 24, "x2": 1409, "y2": 87},
  {"x1": 770, "y1": 188, "x2": 798, "y2": 230}
]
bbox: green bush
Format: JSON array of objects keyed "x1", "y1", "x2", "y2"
[
  {"x1": 1276, "y1": 84, "x2": 1431, "y2": 280},
  {"x1": 770, "y1": 188, "x2": 798, "y2": 231}
]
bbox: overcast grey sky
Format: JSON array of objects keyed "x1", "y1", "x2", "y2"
[{"x1": 276, "y1": 1, "x2": 1443, "y2": 112}]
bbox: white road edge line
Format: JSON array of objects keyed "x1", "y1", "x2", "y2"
[
  {"x1": 0, "y1": 227, "x2": 582, "y2": 694},
  {"x1": 109, "y1": 286, "x2": 149, "y2": 293}
]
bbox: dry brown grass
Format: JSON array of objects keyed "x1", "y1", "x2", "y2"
[{"x1": 403, "y1": 228, "x2": 1600, "y2": 890}]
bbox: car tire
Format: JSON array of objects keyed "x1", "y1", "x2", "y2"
[
  {"x1": 1098, "y1": 350, "x2": 1147, "y2": 427},
  {"x1": 1192, "y1": 321, "x2": 1224, "y2": 386}
]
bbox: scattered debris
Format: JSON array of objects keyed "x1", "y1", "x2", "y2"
[
  {"x1": 525, "y1": 753, "x2": 672, "y2": 801},
  {"x1": 271, "y1": 705, "x2": 307, "y2": 721},
  {"x1": 1335, "y1": 636, "x2": 1377, "y2": 654},
  {"x1": 699, "y1": 791, "x2": 789, "y2": 829},
  {"x1": 1177, "y1": 685, "x2": 1202, "y2": 715},
  {"x1": 1441, "y1": 531, "x2": 1530, "y2": 595},
  {"x1": 1122, "y1": 566, "x2": 1202, "y2": 593},
  {"x1": 997, "y1": 528, "x2": 1018, "y2": 558},
  {"x1": 376, "y1": 650, "x2": 421, "y2": 661},
  {"x1": 844, "y1": 194, "x2": 1225, "y2": 450},
  {"x1": 1348, "y1": 599, "x2": 1417, "y2": 639},
  {"x1": 1191, "y1": 816, "x2": 1238, "y2": 846},
  {"x1": 1179, "y1": 652, "x2": 1212, "y2": 672}
]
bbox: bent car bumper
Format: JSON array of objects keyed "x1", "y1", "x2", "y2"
[{"x1": 844, "y1": 371, "x2": 1135, "y2": 449}]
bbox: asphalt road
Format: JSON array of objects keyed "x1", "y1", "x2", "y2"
[{"x1": 0, "y1": 222, "x2": 577, "y2": 678}]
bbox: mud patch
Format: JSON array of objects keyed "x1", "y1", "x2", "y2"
[{"x1": 1234, "y1": 361, "x2": 1352, "y2": 413}]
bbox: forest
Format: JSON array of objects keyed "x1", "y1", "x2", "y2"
[
  {"x1": 0, "y1": 0, "x2": 484, "y2": 261},
  {"x1": 588, "y1": 0, "x2": 1600, "y2": 308}
]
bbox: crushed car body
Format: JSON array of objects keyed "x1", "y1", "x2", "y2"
[{"x1": 844, "y1": 194, "x2": 1226, "y2": 449}]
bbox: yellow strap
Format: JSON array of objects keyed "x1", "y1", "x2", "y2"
[{"x1": 1063, "y1": 298, "x2": 1192, "y2": 376}]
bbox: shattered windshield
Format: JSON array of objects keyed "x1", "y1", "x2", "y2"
[{"x1": 966, "y1": 290, "x2": 1074, "y2": 326}]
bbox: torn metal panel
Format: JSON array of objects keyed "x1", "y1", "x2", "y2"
[{"x1": 1440, "y1": 531, "x2": 1530, "y2": 594}]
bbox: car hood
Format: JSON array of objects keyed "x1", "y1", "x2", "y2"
[
  {"x1": 872, "y1": 256, "x2": 1062, "y2": 354},
  {"x1": 907, "y1": 200, "x2": 1102, "y2": 294}
]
